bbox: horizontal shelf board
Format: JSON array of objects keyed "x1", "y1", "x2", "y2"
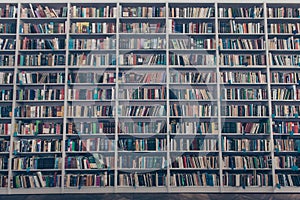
[
  {"x1": 20, "y1": 17, "x2": 67, "y2": 21},
  {"x1": 219, "y1": 65, "x2": 267, "y2": 69},
  {"x1": 169, "y1": 49, "x2": 216, "y2": 52},
  {"x1": 14, "y1": 152, "x2": 62, "y2": 155},
  {"x1": 119, "y1": 49, "x2": 166, "y2": 52},
  {"x1": 66, "y1": 117, "x2": 114, "y2": 119},
  {"x1": 221, "y1": 116, "x2": 269, "y2": 119},
  {"x1": 0, "y1": 118, "x2": 12, "y2": 120},
  {"x1": 16, "y1": 100, "x2": 64, "y2": 103},
  {"x1": 19, "y1": 33, "x2": 67, "y2": 37},
  {"x1": 14, "y1": 134, "x2": 63, "y2": 138},
  {"x1": 118, "y1": 83, "x2": 166, "y2": 86},
  {"x1": 10, "y1": 188, "x2": 62, "y2": 194},
  {"x1": 169, "y1": 99, "x2": 217, "y2": 102},
  {"x1": 218, "y1": 33, "x2": 265, "y2": 36},
  {"x1": 12, "y1": 169, "x2": 61, "y2": 172},
  {"x1": 118, "y1": 150, "x2": 166, "y2": 153},
  {"x1": 118, "y1": 99, "x2": 166, "y2": 102},
  {"x1": 222, "y1": 168, "x2": 272, "y2": 171},
  {"x1": 66, "y1": 134, "x2": 115, "y2": 137},
  {"x1": 17, "y1": 66, "x2": 66, "y2": 69},
  {"x1": 0, "y1": 100, "x2": 13, "y2": 103},
  {"x1": 68, "y1": 99, "x2": 114, "y2": 102},
  {"x1": 0, "y1": 170, "x2": 8, "y2": 173},
  {"x1": 17, "y1": 83, "x2": 65, "y2": 86},
  {"x1": 169, "y1": 17, "x2": 215, "y2": 20},
  {"x1": 65, "y1": 151, "x2": 115, "y2": 154},
  {"x1": 274, "y1": 151, "x2": 300, "y2": 155},
  {"x1": 119, "y1": 65, "x2": 166, "y2": 69},
  {"x1": 221, "y1": 99, "x2": 269, "y2": 102},
  {"x1": 169, "y1": 33, "x2": 215, "y2": 36},
  {"x1": 70, "y1": 17, "x2": 116, "y2": 21},
  {"x1": 15, "y1": 117, "x2": 64, "y2": 120},
  {"x1": 269, "y1": 49, "x2": 300, "y2": 52},
  {"x1": 119, "y1": 33, "x2": 166, "y2": 36},
  {"x1": 119, "y1": 17, "x2": 166, "y2": 20},
  {"x1": 118, "y1": 168, "x2": 167, "y2": 172},
  {"x1": 0, "y1": 135, "x2": 11, "y2": 137},
  {"x1": 65, "y1": 168, "x2": 113, "y2": 171},
  {"x1": 221, "y1": 186, "x2": 274, "y2": 193},
  {"x1": 68, "y1": 83, "x2": 116, "y2": 86},
  {"x1": 170, "y1": 133, "x2": 218, "y2": 138},
  {"x1": 170, "y1": 150, "x2": 219, "y2": 154},
  {"x1": 222, "y1": 151, "x2": 271, "y2": 154},
  {"x1": 118, "y1": 133, "x2": 167, "y2": 138},
  {"x1": 273, "y1": 134, "x2": 300, "y2": 137},
  {"x1": 63, "y1": 187, "x2": 114, "y2": 193},
  {"x1": 170, "y1": 168, "x2": 219, "y2": 171},
  {"x1": 219, "y1": 17, "x2": 264, "y2": 21},
  {"x1": 18, "y1": 49, "x2": 66, "y2": 53},
  {"x1": 69, "y1": 49, "x2": 116, "y2": 52},
  {"x1": 219, "y1": 49, "x2": 265, "y2": 52},
  {"x1": 222, "y1": 133, "x2": 270, "y2": 138}
]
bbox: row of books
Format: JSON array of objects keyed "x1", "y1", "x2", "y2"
[
  {"x1": 65, "y1": 155, "x2": 114, "y2": 169},
  {"x1": 170, "y1": 88, "x2": 214, "y2": 100},
  {"x1": 0, "y1": 55, "x2": 15, "y2": 66},
  {"x1": 171, "y1": 173, "x2": 218, "y2": 187},
  {"x1": 0, "y1": 39, "x2": 15, "y2": 50},
  {"x1": 171, "y1": 155, "x2": 218, "y2": 169},
  {"x1": 221, "y1": 104, "x2": 269, "y2": 117},
  {"x1": 119, "y1": 38, "x2": 166, "y2": 50},
  {"x1": 118, "y1": 138, "x2": 167, "y2": 151},
  {"x1": 12, "y1": 172, "x2": 61, "y2": 188},
  {"x1": 271, "y1": 88, "x2": 299, "y2": 100},
  {"x1": 119, "y1": 105, "x2": 166, "y2": 117},
  {"x1": 20, "y1": 22, "x2": 66, "y2": 34},
  {"x1": 121, "y1": 6, "x2": 166, "y2": 18},
  {"x1": 120, "y1": 22, "x2": 165, "y2": 34},
  {"x1": 270, "y1": 72, "x2": 300, "y2": 84},
  {"x1": 68, "y1": 53, "x2": 116, "y2": 66},
  {"x1": 268, "y1": 36, "x2": 300, "y2": 50},
  {"x1": 65, "y1": 139, "x2": 115, "y2": 152},
  {"x1": 66, "y1": 173, "x2": 113, "y2": 187},
  {"x1": 223, "y1": 156, "x2": 272, "y2": 169},
  {"x1": 68, "y1": 72, "x2": 115, "y2": 84},
  {"x1": 67, "y1": 122, "x2": 115, "y2": 135},
  {"x1": 221, "y1": 122, "x2": 268, "y2": 134},
  {"x1": 17, "y1": 89, "x2": 65, "y2": 101},
  {"x1": 170, "y1": 104, "x2": 217, "y2": 117},
  {"x1": 20, "y1": 4, "x2": 67, "y2": 18},
  {"x1": 170, "y1": 138, "x2": 218, "y2": 151},
  {"x1": 20, "y1": 38, "x2": 65, "y2": 50},
  {"x1": 274, "y1": 139, "x2": 300, "y2": 152},
  {"x1": 119, "y1": 54, "x2": 166, "y2": 66},
  {"x1": 219, "y1": 21, "x2": 263, "y2": 34},
  {"x1": 274, "y1": 156, "x2": 300, "y2": 169},
  {"x1": 223, "y1": 173, "x2": 272, "y2": 187},
  {"x1": 0, "y1": 89, "x2": 13, "y2": 101},
  {"x1": 69, "y1": 38, "x2": 116, "y2": 50},
  {"x1": 17, "y1": 72, "x2": 64, "y2": 84},
  {"x1": 169, "y1": 120, "x2": 218, "y2": 134},
  {"x1": 18, "y1": 54, "x2": 66, "y2": 66},
  {"x1": 221, "y1": 88, "x2": 268, "y2": 100},
  {"x1": 219, "y1": 54, "x2": 266, "y2": 66},
  {"x1": 67, "y1": 105, "x2": 113, "y2": 118},
  {"x1": 169, "y1": 54, "x2": 215, "y2": 66},
  {"x1": 170, "y1": 71, "x2": 216, "y2": 83},
  {"x1": 169, "y1": 21, "x2": 213, "y2": 34},
  {"x1": 219, "y1": 38, "x2": 264, "y2": 50},
  {"x1": 272, "y1": 122, "x2": 299, "y2": 134},
  {"x1": 0, "y1": 23, "x2": 16, "y2": 33},
  {"x1": 222, "y1": 137, "x2": 270, "y2": 151},
  {"x1": 12, "y1": 156, "x2": 61, "y2": 170},
  {"x1": 0, "y1": 123, "x2": 11, "y2": 135},
  {"x1": 269, "y1": 53, "x2": 300, "y2": 66},
  {"x1": 15, "y1": 121, "x2": 63, "y2": 135},
  {"x1": 0, "y1": 176, "x2": 7, "y2": 188},
  {"x1": 268, "y1": 23, "x2": 300, "y2": 34},
  {"x1": 13, "y1": 139, "x2": 62, "y2": 153},
  {"x1": 70, "y1": 22, "x2": 116, "y2": 34},
  {"x1": 14, "y1": 106, "x2": 64, "y2": 118},
  {"x1": 68, "y1": 88, "x2": 113, "y2": 101},
  {"x1": 70, "y1": 5, "x2": 117, "y2": 18},
  {"x1": 268, "y1": 7, "x2": 300, "y2": 18},
  {"x1": 170, "y1": 38, "x2": 215, "y2": 50},
  {"x1": 169, "y1": 7, "x2": 214, "y2": 18},
  {"x1": 0, "y1": 106, "x2": 12, "y2": 118},
  {"x1": 119, "y1": 72, "x2": 166, "y2": 84},
  {"x1": 119, "y1": 87, "x2": 166, "y2": 100},
  {"x1": 118, "y1": 156, "x2": 166, "y2": 169},
  {"x1": 119, "y1": 173, "x2": 165, "y2": 187},
  {"x1": 218, "y1": 7, "x2": 263, "y2": 18},
  {"x1": 0, "y1": 140, "x2": 9, "y2": 152},
  {"x1": 0, "y1": 4, "x2": 17, "y2": 18},
  {"x1": 118, "y1": 121, "x2": 166, "y2": 134},
  {"x1": 273, "y1": 105, "x2": 300, "y2": 117},
  {"x1": 276, "y1": 174, "x2": 300, "y2": 187}
]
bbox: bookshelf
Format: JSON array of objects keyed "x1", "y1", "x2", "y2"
[{"x1": 0, "y1": 0, "x2": 299, "y2": 194}]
